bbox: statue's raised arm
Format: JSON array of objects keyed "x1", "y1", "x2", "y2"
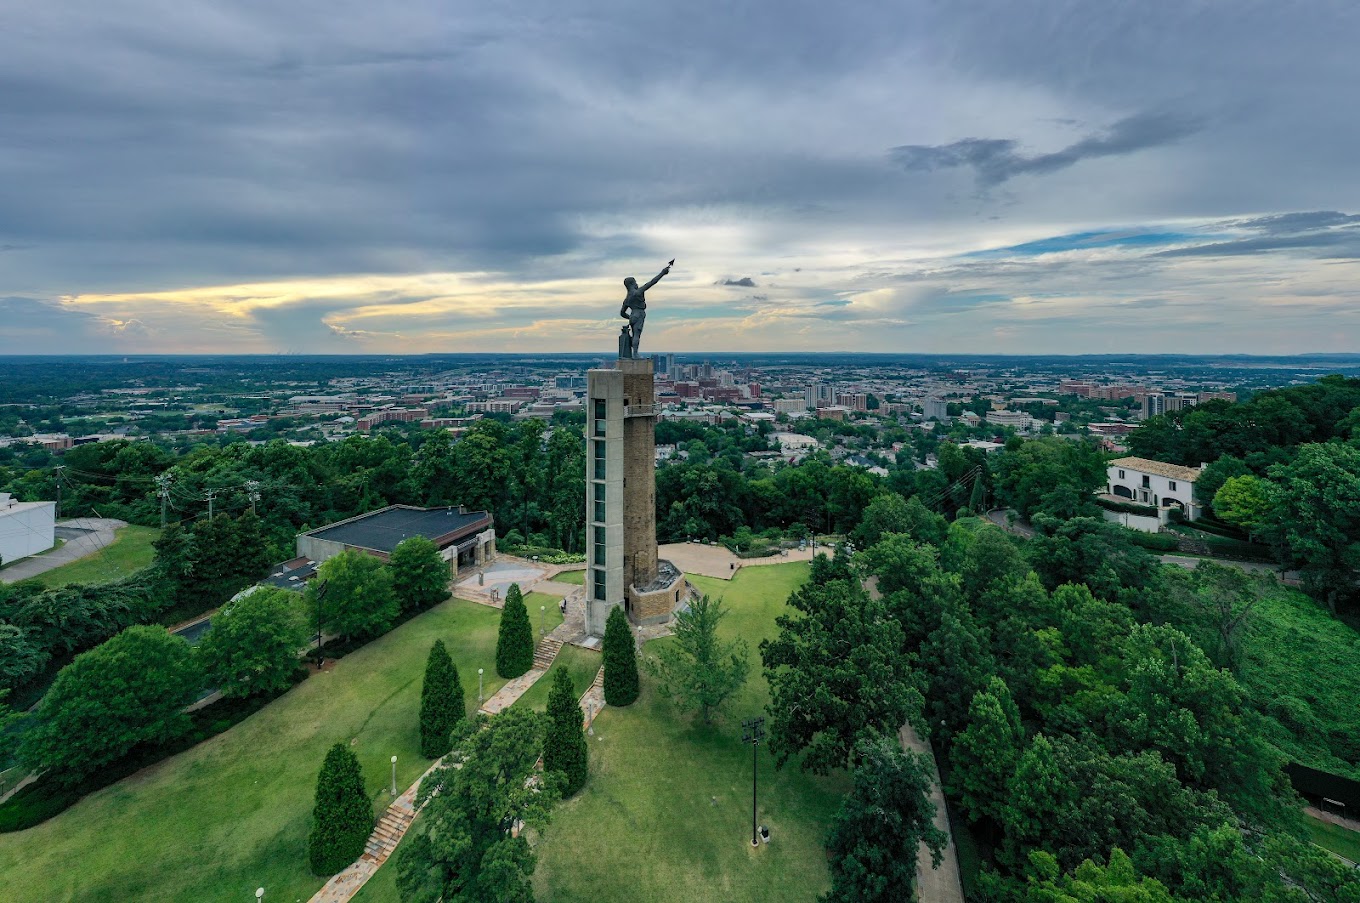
[{"x1": 618, "y1": 259, "x2": 675, "y2": 358}]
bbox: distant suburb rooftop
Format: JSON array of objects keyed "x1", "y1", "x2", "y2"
[{"x1": 297, "y1": 504, "x2": 496, "y2": 573}]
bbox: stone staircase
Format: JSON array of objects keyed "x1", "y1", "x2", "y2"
[
  {"x1": 363, "y1": 799, "x2": 416, "y2": 863},
  {"x1": 533, "y1": 636, "x2": 563, "y2": 671},
  {"x1": 589, "y1": 666, "x2": 604, "y2": 692}
]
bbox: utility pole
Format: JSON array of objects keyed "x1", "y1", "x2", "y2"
[
  {"x1": 53, "y1": 466, "x2": 64, "y2": 520},
  {"x1": 741, "y1": 717, "x2": 766, "y2": 847},
  {"x1": 205, "y1": 488, "x2": 218, "y2": 520},
  {"x1": 312, "y1": 581, "x2": 329, "y2": 669},
  {"x1": 245, "y1": 480, "x2": 261, "y2": 516},
  {"x1": 155, "y1": 472, "x2": 174, "y2": 528}
]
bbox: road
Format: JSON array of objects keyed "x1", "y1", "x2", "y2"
[
  {"x1": 985, "y1": 509, "x2": 1299, "y2": 582},
  {"x1": 0, "y1": 517, "x2": 128, "y2": 584}
]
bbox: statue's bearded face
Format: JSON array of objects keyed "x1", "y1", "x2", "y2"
[{"x1": 624, "y1": 277, "x2": 637, "y2": 288}]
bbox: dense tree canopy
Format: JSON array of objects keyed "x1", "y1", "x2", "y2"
[
  {"x1": 21, "y1": 626, "x2": 201, "y2": 785},
  {"x1": 197, "y1": 586, "x2": 307, "y2": 698}
]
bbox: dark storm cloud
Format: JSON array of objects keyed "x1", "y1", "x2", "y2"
[
  {"x1": 890, "y1": 112, "x2": 1202, "y2": 187},
  {"x1": 2, "y1": 1, "x2": 1360, "y2": 353}
]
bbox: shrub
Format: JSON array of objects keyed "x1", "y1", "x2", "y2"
[
  {"x1": 543, "y1": 667, "x2": 588, "y2": 795},
  {"x1": 495, "y1": 584, "x2": 535, "y2": 679},
  {"x1": 602, "y1": 606, "x2": 639, "y2": 707},
  {"x1": 308, "y1": 743, "x2": 373, "y2": 876},
  {"x1": 419, "y1": 640, "x2": 464, "y2": 759}
]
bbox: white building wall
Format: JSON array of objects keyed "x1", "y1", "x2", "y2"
[
  {"x1": 0, "y1": 501, "x2": 56, "y2": 564},
  {"x1": 1106, "y1": 465, "x2": 1199, "y2": 520}
]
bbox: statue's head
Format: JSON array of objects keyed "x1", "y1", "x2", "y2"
[{"x1": 623, "y1": 276, "x2": 637, "y2": 289}]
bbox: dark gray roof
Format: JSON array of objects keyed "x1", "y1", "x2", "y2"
[{"x1": 306, "y1": 506, "x2": 491, "y2": 554}]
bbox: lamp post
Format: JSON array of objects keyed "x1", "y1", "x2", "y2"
[
  {"x1": 741, "y1": 717, "x2": 766, "y2": 847},
  {"x1": 478, "y1": 668, "x2": 484, "y2": 703},
  {"x1": 540, "y1": 604, "x2": 546, "y2": 637},
  {"x1": 391, "y1": 756, "x2": 398, "y2": 796},
  {"x1": 255, "y1": 888, "x2": 264, "y2": 903}
]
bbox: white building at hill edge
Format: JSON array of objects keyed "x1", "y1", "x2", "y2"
[
  {"x1": 0, "y1": 493, "x2": 56, "y2": 565},
  {"x1": 1106, "y1": 457, "x2": 1203, "y2": 521}
]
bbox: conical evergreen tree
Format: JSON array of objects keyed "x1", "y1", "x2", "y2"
[
  {"x1": 308, "y1": 742, "x2": 374, "y2": 876},
  {"x1": 496, "y1": 583, "x2": 535, "y2": 678},
  {"x1": 543, "y1": 666, "x2": 589, "y2": 795},
  {"x1": 419, "y1": 639, "x2": 465, "y2": 758},
  {"x1": 602, "y1": 606, "x2": 639, "y2": 706}
]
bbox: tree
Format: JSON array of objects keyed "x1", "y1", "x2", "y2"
[
  {"x1": 919, "y1": 607, "x2": 997, "y2": 746},
  {"x1": 390, "y1": 536, "x2": 450, "y2": 612},
  {"x1": 543, "y1": 666, "x2": 588, "y2": 796},
  {"x1": 761, "y1": 578, "x2": 924, "y2": 774},
  {"x1": 1267, "y1": 442, "x2": 1360, "y2": 612},
  {"x1": 419, "y1": 639, "x2": 465, "y2": 759},
  {"x1": 1212, "y1": 475, "x2": 1274, "y2": 539},
  {"x1": 992, "y1": 437, "x2": 1105, "y2": 520},
  {"x1": 851, "y1": 493, "x2": 914, "y2": 549},
  {"x1": 496, "y1": 583, "x2": 535, "y2": 679},
  {"x1": 0, "y1": 623, "x2": 48, "y2": 690},
  {"x1": 396, "y1": 710, "x2": 561, "y2": 903},
  {"x1": 21, "y1": 626, "x2": 200, "y2": 785},
  {"x1": 1022, "y1": 848, "x2": 1177, "y2": 903},
  {"x1": 1002, "y1": 734, "x2": 1068, "y2": 866},
  {"x1": 822, "y1": 733, "x2": 947, "y2": 903},
  {"x1": 308, "y1": 742, "x2": 374, "y2": 876},
  {"x1": 198, "y1": 586, "x2": 307, "y2": 698},
  {"x1": 644, "y1": 594, "x2": 749, "y2": 725},
  {"x1": 602, "y1": 605, "x2": 640, "y2": 706},
  {"x1": 949, "y1": 677, "x2": 1024, "y2": 827},
  {"x1": 311, "y1": 550, "x2": 398, "y2": 640}
]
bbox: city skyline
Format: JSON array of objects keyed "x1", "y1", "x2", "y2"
[{"x1": 3, "y1": 2, "x2": 1359, "y2": 355}]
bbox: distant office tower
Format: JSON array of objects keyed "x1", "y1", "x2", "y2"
[
  {"x1": 1142, "y1": 393, "x2": 1199, "y2": 418},
  {"x1": 805, "y1": 384, "x2": 836, "y2": 409},
  {"x1": 655, "y1": 353, "x2": 677, "y2": 376},
  {"x1": 923, "y1": 398, "x2": 950, "y2": 421}
]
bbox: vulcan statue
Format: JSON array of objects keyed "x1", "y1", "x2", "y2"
[{"x1": 619, "y1": 259, "x2": 673, "y2": 357}]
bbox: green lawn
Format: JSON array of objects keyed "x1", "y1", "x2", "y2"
[
  {"x1": 34, "y1": 525, "x2": 160, "y2": 588},
  {"x1": 1306, "y1": 815, "x2": 1360, "y2": 864},
  {"x1": 512, "y1": 644, "x2": 601, "y2": 713},
  {"x1": 524, "y1": 590, "x2": 566, "y2": 637},
  {"x1": 552, "y1": 569, "x2": 585, "y2": 585},
  {"x1": 0, "y1": 597, "x2": 508, "y2": 903},
  {"x1": 530, "y1": 562, "x2": 848, "y2": 902}
]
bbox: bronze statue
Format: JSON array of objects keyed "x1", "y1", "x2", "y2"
[{"x1": 619, "y1": 259, "x2": 673, "y2": 357}]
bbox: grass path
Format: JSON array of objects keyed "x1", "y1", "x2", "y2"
[
  {"x1": 35, "y1": 525, "x2": 159, "y2": 588},
  {"x1": 0, "y1": 598, "x2": 506, "y2": 903}
]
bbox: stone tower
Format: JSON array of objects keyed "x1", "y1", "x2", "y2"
[{"x1": 584, "y1": 356, "x2": 685, "y2": 636}]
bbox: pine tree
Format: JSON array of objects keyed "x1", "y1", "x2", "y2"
[
  {"x1": 419, "y1": 639, "x2": 464, "y2": 759},
  {"x1": 495, "y1": 583, "x2": 535, "y2": 679},
  {"x1": 602, "y1": 606, "x2": 639, "y2": 706},
  {"x1": 543, "y1": 666, "x2": 588, "y2": 795},
  {"x1": 308, "y1": 742, "x2": 374, "y2": 876}
]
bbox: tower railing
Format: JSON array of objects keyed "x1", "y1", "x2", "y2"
[{"x1": 623, "y1": 404, "x2": 657, "y2": 418}]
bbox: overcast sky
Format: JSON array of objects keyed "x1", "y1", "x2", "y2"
[{"x1": 3, "y1": 1, "x2": 1359, "y2": 355}]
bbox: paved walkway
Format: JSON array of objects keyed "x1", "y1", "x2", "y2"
[
  {"x1": 900, "y1": 722, "x2": 965, "y2": 903},
  {"x1": 864, "y1": 576, "x2": 963, "y2": 903},
  {"x1": 658, "y1": 541, "x2": 816, "y2": 580},
  {"x1": 0, "y1": 517, "x2": 127, "y2": 584},
  {"x1": 309, "y1": 631, "x2": 569, "y2": 903}
]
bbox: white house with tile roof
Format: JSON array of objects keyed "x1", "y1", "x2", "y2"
[{"x1": 1106, "y1": 456, "x2": 1203, "y2": 521}]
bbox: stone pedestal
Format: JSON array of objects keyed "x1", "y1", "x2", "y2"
[{"x1": 584, "y1": 356, "x2": 673, "y2": 636}]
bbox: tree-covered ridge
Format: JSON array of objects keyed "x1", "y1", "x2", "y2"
[{"x1": 831, "y1": 516, "x2": 1360, "y2": 900}]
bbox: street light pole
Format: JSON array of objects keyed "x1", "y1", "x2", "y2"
[
  {"x1": 742, "y1": 717, "x2": 766, "y2": 847},
  {"x1": 391, "y1": 755, "x2": 398, "y2": 795},
  {"x1": 255, "y1": 888, "x2": 264, "y2": 903},
  {"x1": 540, "y1": 604, "x2": 546, "y2": 637},
  {"x1": 478, "y1": 668, "x2": 484, "y2": 703}
]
